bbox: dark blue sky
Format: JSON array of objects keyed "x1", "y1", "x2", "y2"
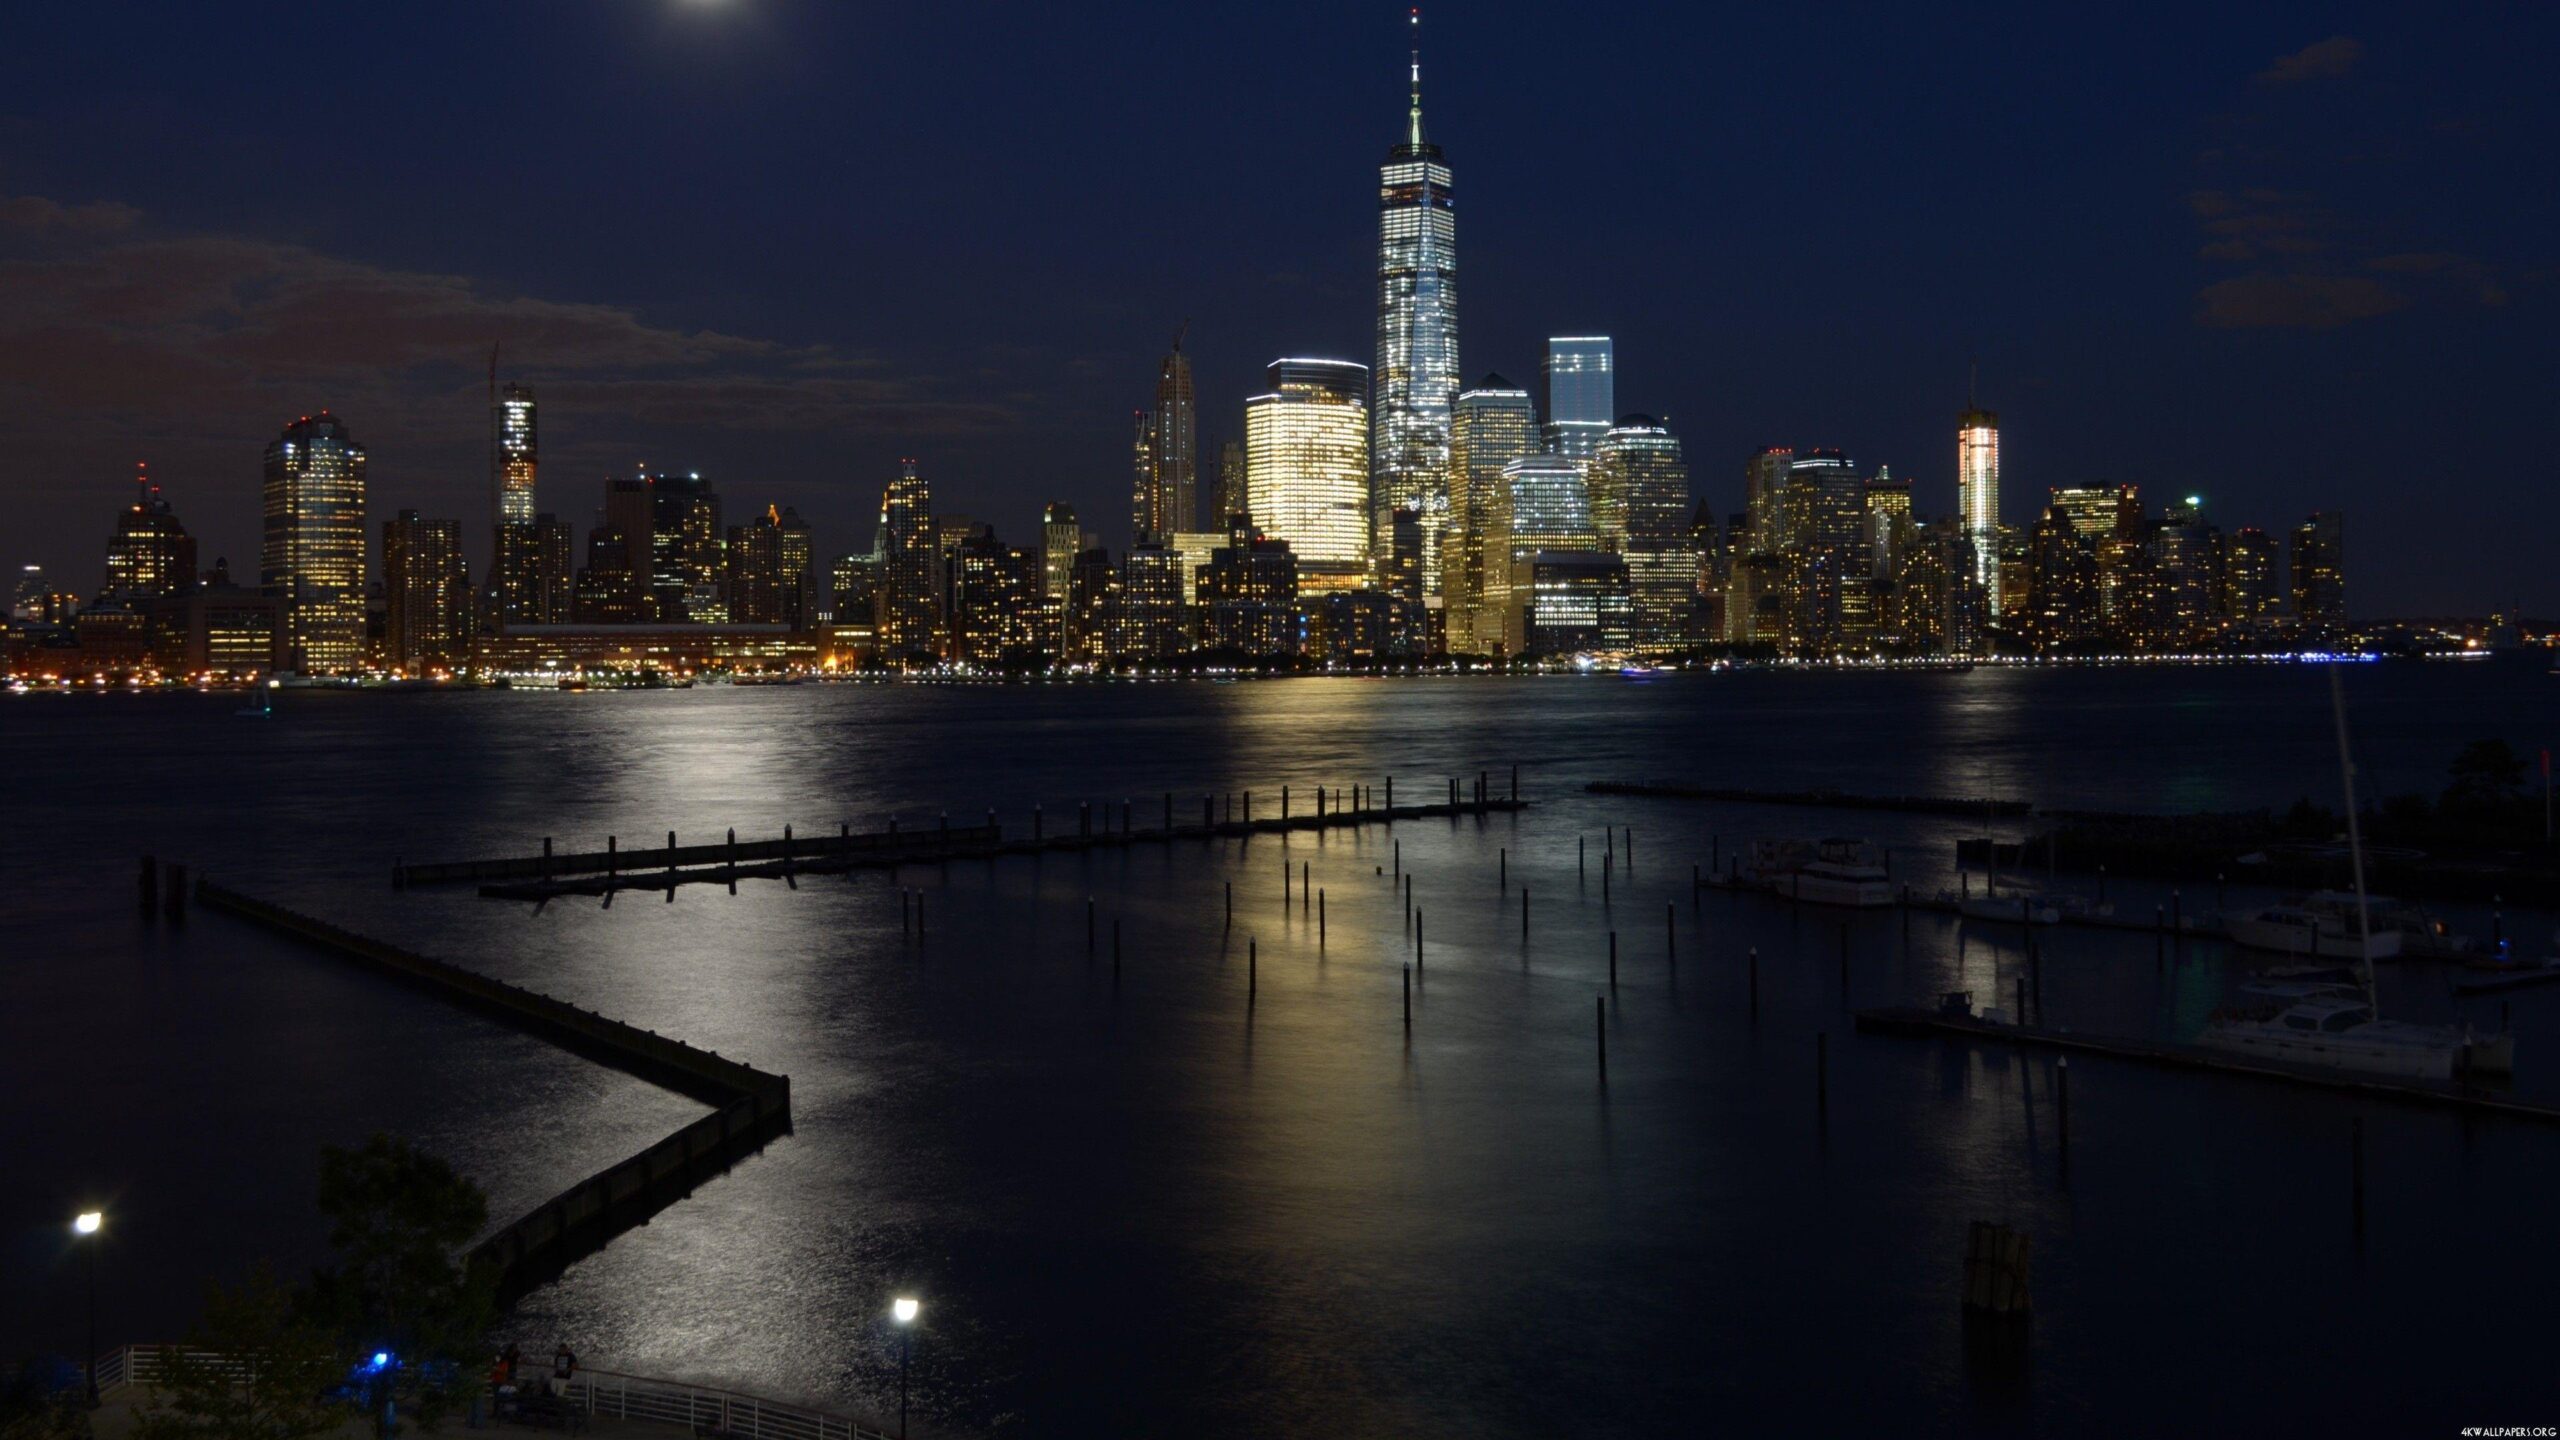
[{"x1": 2, "y1": 1, "x2": 2551, "y2": 614}]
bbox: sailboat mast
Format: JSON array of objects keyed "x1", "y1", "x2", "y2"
[{"x1": 2330, "y1": 666, "x2": 2378, "y2": 1012}]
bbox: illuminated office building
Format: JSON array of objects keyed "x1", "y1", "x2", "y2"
[
  {"x1": 1522, "y1": 551, "x2": 1632, "y2": 657},
  {"x1": 104, "y1": 464, "x2": 197, "y2": 601},
  {"x1": 1504, "y1": 455, "x2": 1595, "y2": 555},
  {"x1": 1136, "y1": 335, "x2": 1198, "y2": 539},
  {"x1": 381, "y1": 510, "x2": 471, "y2": 673},
  {"x1": 1041, "y1": 504, "x2": 1082, "y2": 603},
  {"x1": 1592, "y1": 416, "x2": 1692, "y2": 651},
  {"x1": 948, "y1": 531, "x2": 1043, "y2": 665},
  {"x1": 1216, "y1": 441, "x2": 1247, "y2": 528},
  {"x1": 1110, "y1": 542, "x2": 1191, "y2": 661},
  {"x1": 2022, "y1": 505, "x2": 2101, "y2": 652},
  {"x1": 2222, "y1": 526, "x2": 2280, "y2": 624},
  {"x1": 1064, "y1": 546, "x2": 1116, "y2": 664},
  {"x1": 495, "y1": 514, "x2": 573, "y2": 626},
  {"x1": 2289, "y1": 512, "x2": 2346, "y2": 635},
  {"x1": 261, "y1": 411, "x2": 368, "y2": 672},
  {"x1": 880, "y1": 459, "x2": 941, "y2": 656},
  {"x1": 1449, "y1": 375, "x2": 1537, "y2": 654},
  {"x1": 1541, "y1": 337, "x2": 1613, "y2": 459},
  {"x1": 1246, "y1": 358, "x2": 1371, "y2": 586},
  {"x1": 644, "y1": 472, "x2": 725, "y2": 621},
  {"x1": 1957, "y1": 400, "x2": 2001, "y2": 623},
  {"x1": 726, "y1": 505, "x2": 816, "y2": 629},
  {"x1": 1863, "y1": 471, "x2": 1913, "y2": 582},
  {"x1": 1371, "y1": 9, "x2": 1459, "y2": 584},
  {"x1": 495, "y1": 382, "x2": 537, "y2": 526},
  {"x1": 1128, "y1": 410, "x2": 1156, "y2": 541},
  {"x1": 1743, "y1": 445, "x2": 1796, "y2": 553},
  {"x1": 1197, "y1": 519, "x2": 1300, "y2": 656}
]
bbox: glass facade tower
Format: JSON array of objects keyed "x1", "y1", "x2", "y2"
[
  {"x1": 1542, "y1": 337, "x2": 1614, "y2": 459},
  {"x1": 1449, "y1": 375, "x2": 1538, "y2": 654},
  {"x1": 261, "y1": 411, "x2": 367, "y2": 672},
  {"x1": 1958, "y1": 403, "x2": 2001, "y2": 621},
  {"x1": 1371, "y1": 10, "x2": 1458, "y2": 589}
]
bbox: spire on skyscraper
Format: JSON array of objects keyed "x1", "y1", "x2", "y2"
[{"x1": 1408, "y1": 7, "x2": 1425, "y2": 149}]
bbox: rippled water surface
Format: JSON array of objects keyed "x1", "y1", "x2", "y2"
[{"x1": 5, "y1": 664, "x2": 2556, "y2": 1436}]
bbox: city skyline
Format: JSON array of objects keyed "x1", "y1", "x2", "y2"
[{"x1": 0, "y1": 3, "x2": 2551, "y2": 615}]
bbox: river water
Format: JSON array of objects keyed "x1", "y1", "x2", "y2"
[{"x1": 4, "y1": 662, "x2": 2554, "y2": 1436}]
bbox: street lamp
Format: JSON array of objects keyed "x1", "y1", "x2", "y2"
[
  {"x1": 72, "y1": 1212, "x2": 103, "y2": 1407},
  {"x1": 890, "y1": 1298, "x2": 920, "y2": 1439}
]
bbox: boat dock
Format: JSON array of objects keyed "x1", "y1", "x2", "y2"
[
  {"x1": 1855, "y1": 1005, "x2": 2558, "y2": 1123},
  {"x1": 397, "y1": 775, "x2": 1531, "y2": 901}
]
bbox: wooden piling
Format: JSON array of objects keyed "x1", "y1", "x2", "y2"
[
  {"x1": 1249, "y1": 939, "x2": 1257, "y2": 1003},
  {"x1": 1417, "y1": 909, "x2": 1425, "y2": 968},
  {"x1": 1319, "y1": 889, "x2": 1326, "y2": 944},
  {"x1": 2057, "y1": 1057, "x2": 2071, "y2": 1170},
  {"x1": 1282, "y1": 785, "x2": 1290, "y2": 819},
  {"x1": 543, "y1": 836, "x2": 554, "y2": 877},
  {"x1": 1301, "y1": 861, "x2": 1309, "y2": 909},
  {"x1": 1500, "y1": 847, "x2": 1507, "y2": 890},
  {"x1": 1404, "y1": 964, "x2": 1412, "y2": 1030}
]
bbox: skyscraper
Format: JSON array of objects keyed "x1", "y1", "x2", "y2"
[
  {"x1": 1128, "y1": 410, "x2": 1155, "y2": 541},
  {"x1": 725, "y1": 505, "x2": 817, "y2": 629},
  {"x1": 1245, "y1": 358, "x2": 1371, "y2": 586},
  {"x1": 648, "y1": 472, "x2": 725, "y2": 621},
  {"x1": 1041, "y1": 504, "x2": 1082, "y2": 603},
  {"x1": 495, "y1": 383, "x2": 536, "y2": 526},
  {"x1": 1371, "y1": 9, "x2": 1459, "y2": 585},
  {"x1": 1449, "y1": 375, "x2": 1537, "y2": 654},
  {"x1": 2289, "y1": 512, "x2": 2346, "y2": 635},
  {"x1": 261, "y1": 412, "x2": 368, "y2": 672},
  {"x1": 1542, "y1": 338, "x2": 1614, "y2": 459},
  {"x1": 1136, "y1": 333, "x2": 1198, "y2": 539},
  {"x1": 1957, "y1": 398, "x2": 2001, "y2": 623},
  {"x1": 880, "y1": 459, "x2": 940, "y2": 656},
  {"x1": 1216, "y1": 441, "x2": 1247, "y2": 527},
  {"x1": 104, "y1": 464, "x2": 197, "y2": 601},
  {"x1": 1592, "y1": 416, "x2": 1693, "y2": 651},
  {"x1": 382, "y1": 510, "x2": 470, "y2": 673}
]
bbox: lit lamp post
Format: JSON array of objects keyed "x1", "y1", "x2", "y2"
[
  {"x1": 72, "y1": 1211, "x2": 102, "y2": 1407},
  {"x1": 891, "y1": 1297, "x2": 920, "y2": 1439}
]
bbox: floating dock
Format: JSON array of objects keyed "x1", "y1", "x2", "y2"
[{"x1": 1855, "y1": 1004, "x2": 2556, "y2": 1123}]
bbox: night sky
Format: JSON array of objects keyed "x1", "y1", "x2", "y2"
[{"x1": 3, "y1": 1, "x2": 2552, "y2": 615}]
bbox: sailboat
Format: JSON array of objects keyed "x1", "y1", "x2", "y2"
[
  {"x1": 2199, "y1": 670, "x2": 2508, "y2": 1080},
  {"x1": 236, "y1": 675, "x2": 275, "y2": 718}
]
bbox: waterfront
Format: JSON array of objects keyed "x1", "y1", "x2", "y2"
[{"x1": 6, "y1": 663, "x2": 2557, "y2": 1436}]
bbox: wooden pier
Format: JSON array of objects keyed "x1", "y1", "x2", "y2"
[
  {"x1": 1855, "y1": 1005, "x2": 2558, "y2": 1123},
  {"x1": 414, "y1": 790, "x2": 1531, "y2": 902}
]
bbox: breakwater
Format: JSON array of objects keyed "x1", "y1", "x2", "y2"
[{"x1": 194, "y1": 879, "x2": 790, "y2": 1300}]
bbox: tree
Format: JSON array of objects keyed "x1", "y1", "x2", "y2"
[
  {"x1": 0, "y1": 1361, "x2": 91, "y2": 1440},
  {"x1": 2443, "y1": 739, "x2": 2528, "y2": 817},
  {"x1": 300, "y1": 1136, "x2": 496, "y2": 1440},
  {"x1": 132, "y1": 1268, "x2": 344, "y2": 1440}
]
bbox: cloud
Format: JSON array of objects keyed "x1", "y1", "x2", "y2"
[
  {"x1": 0, "y1": 195, "x2": 142, "y2": 236},
  {"x1": 2196, "y1": 273, "x2": 2407, "y2": 328},
  {"x1": 0, "y1": 191, "x2": 1003, "y2": 442},
  {"x1": 2256, "y1": 36, "x2": 2363, "y2": 86}
]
